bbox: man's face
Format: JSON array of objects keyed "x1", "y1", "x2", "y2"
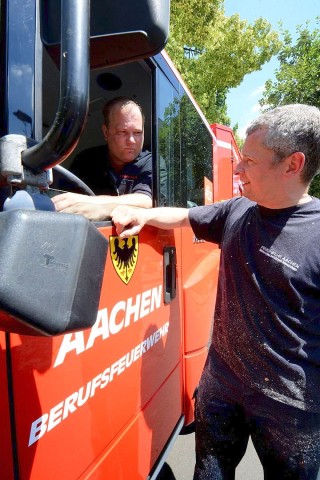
[
  {"x1": 102, "y1": 104, "x2": 144, "y2": 171},
  {"x1": 235, "y1": 127, "x2": 287, "y2": 208}
]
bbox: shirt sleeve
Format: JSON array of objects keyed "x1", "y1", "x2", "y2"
[{"x1": 188, "y1": 200, "x2": 235, "y2": 244}]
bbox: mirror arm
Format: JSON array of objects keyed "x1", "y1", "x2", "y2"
[{"x1": 22, "y1": 0, "x2": 90, "y2": 172}]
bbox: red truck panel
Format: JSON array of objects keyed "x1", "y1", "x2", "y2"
[{"x1": 6, "y1": 225, "x2": 183, "y2": 479}]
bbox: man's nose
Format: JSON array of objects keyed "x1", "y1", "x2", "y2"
[
  {"x1": 127, "y1": 133, "x2": 136, "y2": 143},
  {"x1": 234, "y1": 160, "x2": 244, "y2": 175}
]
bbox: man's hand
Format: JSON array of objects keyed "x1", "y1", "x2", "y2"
[
  {"x1": 110, "y1": 205, "x2": 147, "y2": 237},
  {"x1": 52, "y1": 192, "x2": 116, "y2": 221}
]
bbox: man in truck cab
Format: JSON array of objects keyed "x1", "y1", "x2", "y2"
[
  {"x1": 52, "y1": 96, "x2": 153, "y2": 218},
  {"x1": 109, "y1": 104, "x2": 320, "y2": 480}
]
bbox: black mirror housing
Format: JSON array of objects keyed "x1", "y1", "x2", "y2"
[
  {"x1": 40, "y1": 0, "x2": 170, "y2": 68},
  {"x1": 0, "y1": 210, "x2": 108, "y2": 336}
]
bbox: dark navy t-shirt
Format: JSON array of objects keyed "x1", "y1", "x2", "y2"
[
  {"x1": 69, "y1": 145, "x2": 152, "y2": 197},
  {"x1": 189, "y1": 196, "x2": 320, "y2": 412}
]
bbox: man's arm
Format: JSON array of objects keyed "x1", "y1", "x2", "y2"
[
  {"x1": 108, "y1": 193, "x2": 152, "y2": 208},
  {"x1": 52, "y1": 191, "x2": 152, "y2": 221},
  {"x1": 110, "y1": 205, "x2": 190, "y2": 238}
]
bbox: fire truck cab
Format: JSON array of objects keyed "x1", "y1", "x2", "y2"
[{"x1": 0, "y1": 1, "x2": 241, "y2": 478}]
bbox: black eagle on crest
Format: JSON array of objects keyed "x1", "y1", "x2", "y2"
[{"x1": 112, "y1": 237, "x2": 138, "y2": 283}]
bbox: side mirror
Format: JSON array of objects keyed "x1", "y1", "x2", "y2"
[
  {"x1": 0, "y1": 210, "x2": 108, "y2": 336},
  {"x1": 40, "y1": 0, "x2": 170, "y2": 68}
]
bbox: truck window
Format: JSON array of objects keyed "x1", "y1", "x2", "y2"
[
  {"x1": 180, "y1": 92, "x2": 213, "y2": 207},
  {"x1": 42, "y1": 50, "x2": 153, "y2": 166},
  {"x1": 157, "y1": 68, "x2": 181, "y2": 206},
  {"x1": 43, "y1": 49, "x2": 214, "y2": 209},
  {"x1": 157, "y1": 67, "x2": 213, "y2": 208}
]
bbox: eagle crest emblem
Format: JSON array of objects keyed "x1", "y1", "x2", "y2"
[{"x1": 109, "y1": 235, "x2": 139, "y2": 284}]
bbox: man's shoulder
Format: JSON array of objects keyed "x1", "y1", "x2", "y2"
[
  {"x1": 123, "y1": 150, "x2": 152, "y2": 173},
  {"x1": 189, "y1": 196, "x2": 253, "y2": 226},
  {"x1": 309, "y1": 196, "x2": 320, "y2": 209},
  {"x1": 134, "y1": 149, "x2": 152, "y2": 164},
  {"x1": 216, "y1": 196, "x2": 255, "y2": 215}
]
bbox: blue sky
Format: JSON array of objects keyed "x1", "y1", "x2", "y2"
[{"x1": 224, "y1": 0, "x2": 319, "y2": 138}]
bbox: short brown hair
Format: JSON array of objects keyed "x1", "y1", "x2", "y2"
[{"x1": 102, "y1": 96, "x2": 144, "y2": 127}]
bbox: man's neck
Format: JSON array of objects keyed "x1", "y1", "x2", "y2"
[
  {"x1": 108, "y1": 154, "x2": 125, "y2": 173},
  {"x1": 258, "y1": 191, "x2": 312, "y2": 209}
]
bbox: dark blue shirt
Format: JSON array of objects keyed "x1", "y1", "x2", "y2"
[
  {"x1": 69, "y1": 145, "x2": 152, "y2": 197},
  {"x1": 189, "y1": 196, "x2": 320, "y2": 412}
]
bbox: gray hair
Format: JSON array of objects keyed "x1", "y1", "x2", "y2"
[{"x1": 246, "y1": 104, "x2": 320, "y2": 184}]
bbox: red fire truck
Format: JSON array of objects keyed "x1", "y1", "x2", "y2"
[{"x1": 0, "y1": 1, "x2": 241, "y2": 478}]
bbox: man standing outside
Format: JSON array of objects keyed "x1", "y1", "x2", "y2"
[
  {"x1": 110, "y1": 104, "x2": 320, "y2": 480},
  {"x1": 53, "y1": 96, "x2": 152, "y2": 219}
]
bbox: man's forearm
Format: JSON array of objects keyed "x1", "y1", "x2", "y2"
[
  {"x1": 52, "y1": 191, "x2": 152, "y2": 220},
  {"x1": 104, "y1": 193, "x2": 152, "y2": 208},
  {"x1": 143, "y1": 207, "x2": 190, "y2": 229},
  {"x1": 110, "y1": 206, "x2": 190, "y2": 238}
]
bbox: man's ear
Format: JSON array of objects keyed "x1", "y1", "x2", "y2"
[
  {"x1": 285, "y1": 152, "x2": 305, "y2": 176},
  {"x1": 102, "y1": 124, "x2": 108, "y2": 141}
]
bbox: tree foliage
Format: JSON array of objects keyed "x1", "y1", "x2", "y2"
[
  {"x1": 166, "y1": 0, "x2": 281, "y2": 125},
  {"x1": 309, "y1": 175, "x2": 320, "y2": 198},
  {"x1": 260, "y1": 20, "x2": 320, "y2": 109},
  {"x1": 259, "y1": 19, "x2": 320, "y2": 197}
]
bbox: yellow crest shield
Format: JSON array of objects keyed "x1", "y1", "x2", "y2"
[{"x1": 109, "y1": 235, "x2": 139, "y2": 284}]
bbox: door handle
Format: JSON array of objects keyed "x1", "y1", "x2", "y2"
[{"x1": 163, "y1": 247, "x2": 176, "y2": 304}]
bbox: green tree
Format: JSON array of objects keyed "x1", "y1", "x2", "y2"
[
  {"x1": 166, "y1": 0, "x2": 281, "y2": 125},
  {"x1": 309, "y1": 175, "x2": 320, "y2": 198},
  {"x1": 260, "y1": 20, "x2": 320, "y2": 109},
  {"x1": 260, "y1": 19, "x2": 320, "y2": 197}
]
